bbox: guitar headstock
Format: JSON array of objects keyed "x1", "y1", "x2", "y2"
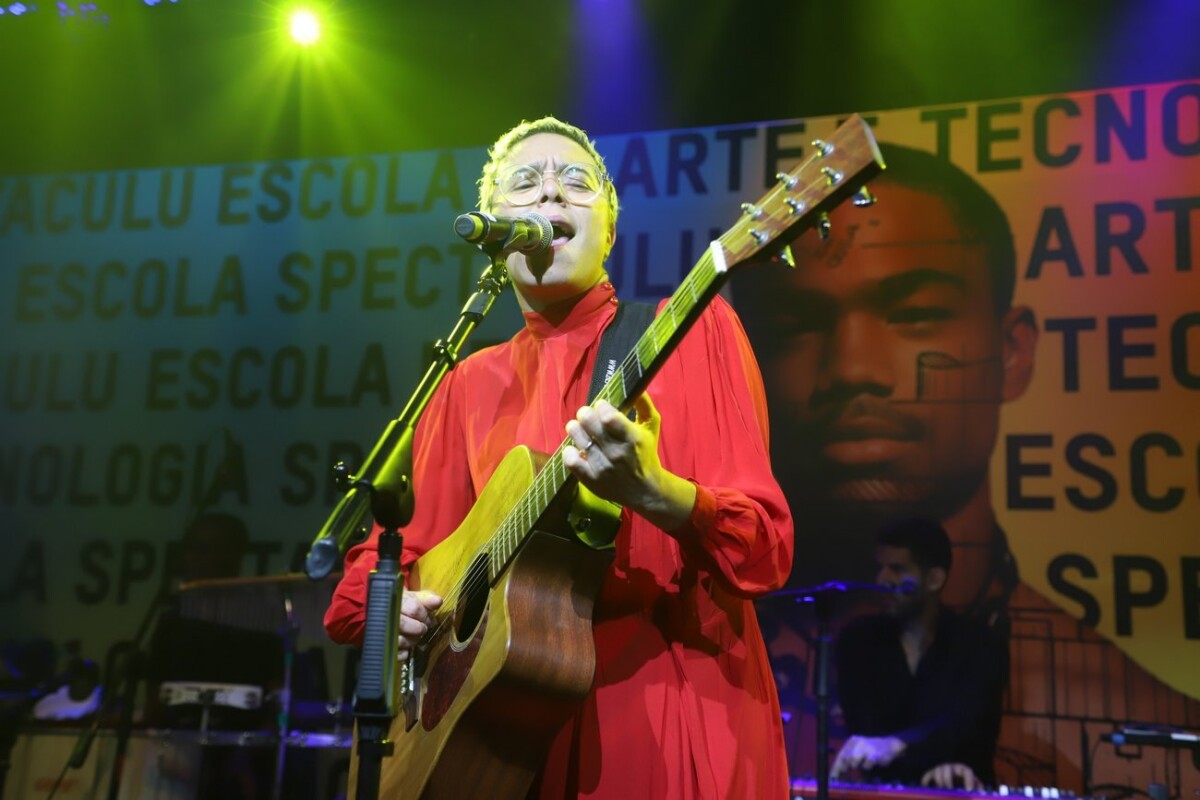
[{"x1": 716, "y1": 114, "x2": 885, "y2": 272}]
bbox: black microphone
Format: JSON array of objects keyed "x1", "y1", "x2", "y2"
[
  {"x1": 454, "y1": 211, "x2": 553, "y2": 254},
  {"x1": 769, "y1": 577, "x2": 919, "y2": 601},
  {"x1": 886, "y1": 577, "x2": 919, "y2": 595}
]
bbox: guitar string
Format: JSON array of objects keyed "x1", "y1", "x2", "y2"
[{"x1": 416, "y1": 147, "x2": 850, "y2": 646}]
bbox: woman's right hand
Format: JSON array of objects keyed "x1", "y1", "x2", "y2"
[{"x1": 397, "y1": 589, "x2": 443, "y2": 661}]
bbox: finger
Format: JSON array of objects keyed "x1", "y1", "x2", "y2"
[
  {"x1": 565, "y1": 419, "x2": 596, "y2": 455},
  {"x1": 574, "y1": 405, "x2": 606, "y2": 444},
  {"x1": 592, "y1": 400, "x2": 633, "y2": 442},
  {"x1": 396, "y1": 633, "x2": 419, "y2": 661},
  {"x1": 396, "y1": 613, "x2": 429, "y2": 638},
  {"x1": 562, "y1": 443, "x2": 588, "y2": 475},
  {"x1": 848, "y1": 744, "x2": 864, "y2": 769},
  {"x1": 830, "y1": 741, "x2": 854, "y2": 777},
  {"x1": 958, "y1": 766, "x2": 981, "y2": 790},
  {"x1": 562, "y1": 422, "x2": 600, "y2": 478},
  {"x1": 400, "y1": 593, "x2": 434, "y2": 624},
  {"x1": 410, "y1": 590, "x2": 443, "y2": 610}
]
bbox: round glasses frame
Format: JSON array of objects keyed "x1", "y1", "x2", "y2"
[{"x1": 492, "y1": 162, "x2": 608, "y2": 207}]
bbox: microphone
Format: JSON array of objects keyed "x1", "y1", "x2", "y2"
[
  {"x1": 769, "y1": 577, "x2": 919, "y2": 601},
  {"x1": 454, "y1": 211, "x2": 553, "y2": 254},
  {"x1": 884, "y1": 578, "x2": 919, "y2": 595}
]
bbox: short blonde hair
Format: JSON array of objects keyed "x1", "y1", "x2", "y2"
[{"x1": 477, "y1": 116, "x2": 620, "y2": 237}]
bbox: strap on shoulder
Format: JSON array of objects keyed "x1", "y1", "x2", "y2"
[{"x1": 588, "y1": 300, "x2": 657, "y2": 405}]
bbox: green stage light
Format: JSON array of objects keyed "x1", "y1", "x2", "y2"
[{"x1": 289, "y1": 8, "x2": 320, "y2": 46}]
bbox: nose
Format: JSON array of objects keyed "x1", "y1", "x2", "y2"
[
  {"x1": 537, "y1": 170, "x2": 566, "y2": 206},
  {"x1": 818, "y1": 310, "x2": 894, "y2": 395}
]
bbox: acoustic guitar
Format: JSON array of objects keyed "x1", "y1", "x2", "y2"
[{"x1": 354, "y1": 114, "x2": 885, "y2": 799}]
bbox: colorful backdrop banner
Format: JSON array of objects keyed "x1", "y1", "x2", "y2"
[{"x1": 1, "y1": 77, "x2": 1197, "y2": 790}]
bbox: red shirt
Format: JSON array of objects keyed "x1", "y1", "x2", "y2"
[{"x1": 325, "y1": 280, "x2": 794, "y2": 798}]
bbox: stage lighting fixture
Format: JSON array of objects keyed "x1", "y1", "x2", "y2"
[{"x1": 289, "y1": 8, "x2": 319, "y2": 46}]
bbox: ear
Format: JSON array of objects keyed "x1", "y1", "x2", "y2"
[
  {"x1": 1000, "y1": 305, "x2": 1038, "y2": 402},
  {"x1": 925, "y1": 566, "x2": 948, "y2": 594},
  {"x1": 602, "y1": 218, "x2": 617, "y2": 262}
]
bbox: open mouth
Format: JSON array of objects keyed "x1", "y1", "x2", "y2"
[{"x1": 550, "y1": 220, "x2": 575, "y2": 247}]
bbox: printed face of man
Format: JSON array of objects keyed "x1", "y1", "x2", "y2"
[
  {"x1": 744, "y1": 182, "x2": 1023, "y2": 527},
  {"x1": 490, "y1": 132, "x2": 614, "y2": 312}
]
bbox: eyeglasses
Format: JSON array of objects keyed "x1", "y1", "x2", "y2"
[{"x1": 493, "y1": 162, "x2": 608, "y2": 207}]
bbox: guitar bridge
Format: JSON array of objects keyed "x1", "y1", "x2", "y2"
[{"x1": 399, "y1": 648, "x2": 423, "y2": 732}]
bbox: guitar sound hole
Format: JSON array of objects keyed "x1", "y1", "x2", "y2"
[{"x1": 452, "y1": 553, "x2": 489, "y2": 646}]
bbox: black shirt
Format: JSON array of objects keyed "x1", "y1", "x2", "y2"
[{"x1": 835, "y1": 607, "x2": 1008, "y2": 786}]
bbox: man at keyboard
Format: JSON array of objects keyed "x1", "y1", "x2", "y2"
[{"x1": 831, "y1": 519, "x2": 1007, "y2": 789}]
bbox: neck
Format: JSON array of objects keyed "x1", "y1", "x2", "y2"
[
  {"x1": 900, "y1": 600, "x2": 941, "y2": 663},
  {"x1": 513, "y1": 275, "x2": 605, "y2": 315}
]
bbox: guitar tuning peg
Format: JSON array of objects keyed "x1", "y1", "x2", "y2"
[
  {"x1": 773, "y1": 245, "x2": 796, "y2": 269},
  {"x1": 740, "y1": 202, "x2": 764, "y2": 219},
  {"x1": 817, "y1": 212, "x2": 831, "y2": 240},
  {"x1": 811, "y1": 139, "x2": 834, "y2": 157},
  {"x1": 852, "y1": 186, "x2": 877, "y2": 207},
  {"x1": 820, "y1": 166, "x2": 844, "y2": 186},
  {"x1": 785, "y1": 197, "x2": 806, "y2": 215},
  {"x1": 331, "y1": 461, "x2": 354, "y2": 491},
  {"x1": 775, "y1": 172, "x2": 799, "y2": 190}
]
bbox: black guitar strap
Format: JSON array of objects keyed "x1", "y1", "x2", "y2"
[{"x1": 588, "y1": 300, "x2": 657, "y2": 408}]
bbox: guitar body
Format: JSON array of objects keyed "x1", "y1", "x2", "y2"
[{"x1": 353, "y1": 445, "x2": 615, "y2": 800}]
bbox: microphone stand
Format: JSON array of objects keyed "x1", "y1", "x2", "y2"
[
  {"x1": 768, "y1": 581, "x2": 906, "y2": 800},
  {"x1": 350, "y1": 530, "x2": 402, "y2": 800},
  {"x1": 303, "y1": 249, "x2": 511, "y2": 800}
]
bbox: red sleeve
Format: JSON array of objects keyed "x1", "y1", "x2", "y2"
[
  {"x1": 323, "y1": 366, "x2": 476, "y2": 646},
  {"x1": 655, "y1": 294, "x2": 794, "y2": 597}
]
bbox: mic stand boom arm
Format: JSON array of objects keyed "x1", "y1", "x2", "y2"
[{"x1": 303, "y1": 254, "x2": 510, "y2": 578}]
